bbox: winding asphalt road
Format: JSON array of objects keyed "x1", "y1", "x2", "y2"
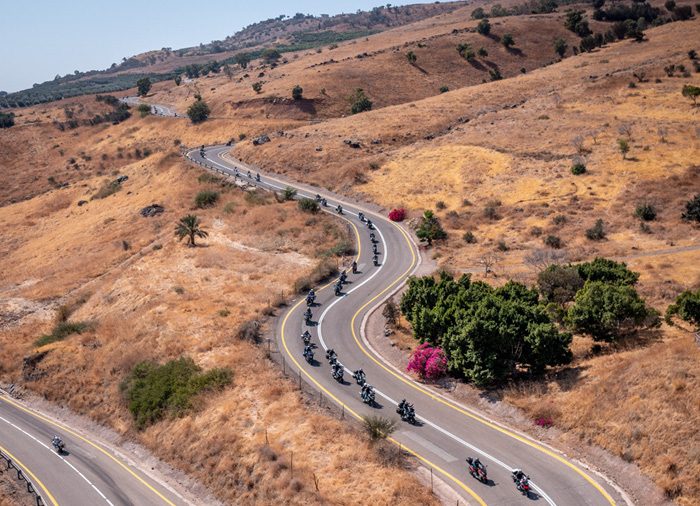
[
  {"x1": 187, "y1": 145, "x2": 627, "y2": 506},
  {"x1": 0, "y1": 392, "x2": 187, "y2": 506}
]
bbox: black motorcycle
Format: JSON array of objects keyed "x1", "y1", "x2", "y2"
[
  {"x1": 373, "y1": 255, "x2": 379, "y2": 267},
  {"x1": 303, "y1": 344, "x2": 315, "y2": 363},
  {"x1": 336, "y1": 205, "x2": 343, "y2": 215},
  {"x1": 326, "y1": 349, "x2": 337, "y2": 364},
  {"x1": 304, "y1": 308, "x2": 312, "y2": 325},
  {"x1": 331, "y1": 363, "x2": 344, "y2": 382},
  {"x1": 360, "y1": 385, "x2": 375, "y2": 405},
  {"x1": 397, "y1": 400, "x2": 416, "y2": 424},
  {"x1": 334, "y1": 283, "x2": 342, "y2": 296},
  {"x1": 51, "y1": 436, "x2": 65, "y2": 454},
  {"x1": 352, "y1": 369, "x2": 366, "y2": 386},
  {"x1": 351, "y1": 261, "x2": 358, "y2": 274},
  {"x1": 366, "y1": 219, "x2": 374, "y2": 230},
  {"x1": 301, "y1": 330, "x2": 312, "y2": 345}
]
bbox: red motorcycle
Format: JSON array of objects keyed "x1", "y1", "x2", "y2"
[{"x1": 466, "y1": 457, "x2": 488, "y2": 483}]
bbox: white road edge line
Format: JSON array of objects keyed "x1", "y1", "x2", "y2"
[{"x1": 0, "y1": 415, "x2": 114, "y2": 505}]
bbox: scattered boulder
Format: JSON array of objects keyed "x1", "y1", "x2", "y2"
[
  {"x1": 344, "y1": 139, "x2": 362, "y2": 149},
  {"x1": 77, "y1": 200, "x2": 88, "y2": 207},
  {"x1": 371, "y1": 139, "x2": 382, "y2": 145},
  {"x1": 253, "y1": 134, "x2": 270, "y2": 146},
  {"x1": 116, "y1": 175, "x2": 129, "y2": 184},
  {"x1": 140, "y1": 204, "x2": 164, "y2": 217},
  {"x1": 315, "y1": 147, "x2": 323, "y2": 152}
]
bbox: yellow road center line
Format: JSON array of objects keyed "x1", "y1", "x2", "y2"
[
  {"x1": 0, "y1": 396, "x2": 175, "y2": 506},
  {"x1": 0, "y1": 443, "x2": 59, "y2": 506}
]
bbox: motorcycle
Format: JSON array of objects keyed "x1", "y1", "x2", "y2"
[
  {"x1": 326, "y1": 349, "x2": 337, "y2": 364},
  {"x1": 321, "y1": 198, "x2": 328, "y2": 207},
  {"x1": 372, "y1": 244, "x2": 379, "y2": 255},
  {"x1": 51, "y1": 436, "x2": 65, "y2": 454},
  {"x1": 255, "y1": 173, "x2": 261, "y2": 182},
  {"x1": 301, "y1": 330, "x2": 312, "y2": 345},
  {"x1": 369, "y1": 232, "x2": 376, "y2": 243},
  {"x1": 339, "y1": 271, "x2": 347, "y2": 284},
  {"x1": 315, "y1": 194, "x2": 322, "y2": 202},
  {"x1": 331, "y1": 363, "x2": 344, "y2": 382},
  {"x1": 358, "y1": 212, "x2": 365, "y2": 222},
  {"x1": 351, "y1": 261, "x2": 358, "y2": 274},
  {"x1": 397, "y1": 400, "x2": 416, "y2": 424},
  {"x1": 334, "y1": 283, "x2": 342, "y2": 296},
  {"x1": 512, "y1": 471, "x2": 531, "y2": 497},
  {"x1": 360, "y1": 385, "x2": 375, "y2": 405},
  {"x1": 306, "y1": 290, "x2": 316, "y2": 306},
  {"x1": 466, "y1": 457, "x2": 488, "y2": 483},
  {"x1": 303, "y1": 344, "x2": 315, "y2": 363},
  {"x1": 352, "y1": 369, "x2": 366, "y2": 386},
  {"x1": 373, "y1": 255, "x2": 379, "y2": 267},
  {"x1": 366, "y1": 219, "x2": 374, "y2": 230},
  {"x1": 303, "y1": 308, "x2": 312, "y2": 325},
  {"x1": 247, "y1": 170, "x2": 252, "y2": 178},
  {"x1": 336, "y1": 205, "x2": 343, "y2": 215}
]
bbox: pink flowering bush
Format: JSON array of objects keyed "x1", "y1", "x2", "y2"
[
  {"x1": 388, "y1": 208, "x2": 406, "y2": 222},
  {"x1": 407, "y1": 343, "x2": 447, "y2": 381}
]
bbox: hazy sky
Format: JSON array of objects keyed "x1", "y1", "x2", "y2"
[{"x1": 0, "y1": 0, "x2": 406, "y2": 93}]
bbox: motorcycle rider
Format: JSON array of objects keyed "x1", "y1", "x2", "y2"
[
  {"x1": 351, "y1": 260, "x2": 358, "y2": 274},
  {"x1": 358, "y1": 212, "x2": 365, "y2": 222},
  {"x1": 303, "y1": 344, "x2": 314, "y2": 362},
  {"x1": 301, "y1": 330, "x2": 311, "y2": 344},
  {"x1": 339, "y1": 270, "x2": 347, "y2": 283},
  {"x1": 326, "y1": 349, "x2": 337, "y2": 363},
  {"x1": 373, "y1": 254, "x2": 379, "y2": 266},
  {"x1": 369, "y1": 232, "x2": 376, "y2": 243},
  {"x1": 303, "y1": 308, "x2": 312, "y2": 324},
  {"x1": 372, "y1": 243, "x2": 379, "y2": 255},
  {"x1": 247, "y1": 170, "x2": 252, "y2": 178},
  {"x1": 255, "y1": 173, "x2": 261, "y2": 182},
  {"x1": 512, "y1": 469, "x2": 530, "y2": 492},
  {"x1": 352, "y1": 368, "x2": 366, "y2": 385},
  {"x1": 51, "y1": 435, "x2": 64, "y2": 453},
  {"x1": 334, "y1": 283, "x2": 342, "y2": 296}
]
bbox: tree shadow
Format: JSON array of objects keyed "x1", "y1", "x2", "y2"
[
  {"x1": 294, "y1": 98, "x2": 317, "y2": 115},
  {"x1": 410, "y1": 63, "x2": 429, "y2": 75},
  {"x1": 506, "y1": 47, "x2": 526, "y2": 57},
  {"x1": 551, "y1": 365, "x2": 588, "y2": 392},
  {"x1": 468, "y1": 59, "x2": 487, "y2": 71}
]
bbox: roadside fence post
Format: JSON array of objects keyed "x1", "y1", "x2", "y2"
[{"x1": 430, "y1": 467, "x2": 433, "y2": 492}]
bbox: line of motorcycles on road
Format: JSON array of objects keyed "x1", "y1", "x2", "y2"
[{"x1": 297, "y1": 209, "x2": 537, "y2": 499}]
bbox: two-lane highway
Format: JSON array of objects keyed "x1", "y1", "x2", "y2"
[
  {"x1": 0, "y1": 393, "x2": 188, "y2": 506},
  {"x1": 189, "y1": 145, "x2": 627, "y2": 506}
]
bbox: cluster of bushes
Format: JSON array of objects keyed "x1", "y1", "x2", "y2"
[
  {"x1": 666, "y1": 289, "x2": 700, "y2": 329},
  {"x1": 401, "y1": 259, "x2": 660, "y2": 385},
  {"x1": 0, "y1": 73, "x2": 174, "y2": 109},
  {"x1": 36, "y1": 321, "x2": 91, "y2": 347},
  {"x1": 121, "y1": 357, "x2": 232, "y2": 429},
  {"x1": 195, "y1": 190, "x2": 219, "y2": 208},
  {"x1": 54, "y1": 95, "x2": 131, "y2": 131},
  {"x1": 401, "y1": 273, "x2": 573, "y2": 385},
  {"x1": 472, "y1": 0, "x2": 558, "y2": 19},
  {"x1": 350, "y1": 88, "x2": 372, "y2": 114}
]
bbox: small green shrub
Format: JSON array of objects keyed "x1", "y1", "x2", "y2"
[
  {"x1": 223, "y1": 202, "x2": 236, "y2": 214},
  {"x1": 195, "y1": 190, "x2": 219, "y2": 208},
  {"x1": 439, "y1": 86, "x2": 449, "y2": 93},
  {"x1": 362, "y1": 416, "x2": 397, "y2": 441},
  {"x1": 586, "y1": 219, "x2": 606, "y2": 240},
  {"x1": 36, "y1": 321, "x2": 90, "y2": 347},
  {"x1": 571, "y1": 162, "x2": 587, "y2": 175},
  {"x1": 544, "y1": 235, "x2": 563, "y2": 249},
  {"x1": 121, "y1": 357, "x2": 232, "y2": 430},
  {"x1": 283, "y1": 186, "x2": 297, "y2": 201},
  {"x1": 298, "y1": 198, "x2": 319, "y2": 214},
  {"x1": 635, "y1": 203, "x2": 657, "y2": 221},
  {"x1": 137, "y1": 104, "x2": 151, "y2": 117},
  {"x1": 463, "y1": 231, "x2": 477, "y2": 244}
]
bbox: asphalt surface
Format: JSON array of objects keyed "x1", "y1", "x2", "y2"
[
  {"x1": 187, "y1": 145, "x2": 627, "y2": 506},
  {"x1": 0, "y1": 393, "x2": 187, "y2": 506}
]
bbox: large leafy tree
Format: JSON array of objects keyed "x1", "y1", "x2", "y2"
[
  {"x1": 577, "y1": 257, "x2": 639, "y2": 285},
  {"x1": 416, "y1": 210, "x2": 447, "y2": 246},
  {"x1": 187, "y1": 99, "x2": 210, "y2": 124},
  {"x1": 175, "y1": 215, "x2": 208, "y2": 247},
  {"x1": 401, "y1": 273, "x2": 572, "y2": 386},
  {"x1": 666, "y1": 289, "x2": 700, "y2": 329},
  {"x1": 566, "y1": 281, "x2": 653, "y2": 342},
  {"x1": 136, "y1": 77, "x2": 151, "y2": 97}
]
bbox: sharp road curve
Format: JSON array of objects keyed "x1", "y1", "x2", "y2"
[
  {"x1": 187, "y1": 145, "x2": 627, "y2": 506},
  {"x1": 0, "y1": 126, "x2": 627, "y2": 505}
]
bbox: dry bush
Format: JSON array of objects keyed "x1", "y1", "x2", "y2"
[{"x1": 294, "y1": 259, "x2": 338, "y2": 293}]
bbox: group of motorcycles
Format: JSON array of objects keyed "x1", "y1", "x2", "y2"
[
  {"x1": 465, "y1": 457, "x2": 533, "y2": 496},
  {"x1": 297, "y1": 198, "x2": 537, "y2": 499}
]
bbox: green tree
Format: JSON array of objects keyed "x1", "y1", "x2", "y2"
[
  {"x1": 186, "y1": 99, "x2": 210, "y2": 124},
  {"x1": 577, "y1": 258, "x2": 639, "y2": 285},
  {"x1": 297, "y1": 198, "x2": 319, "y2": 214},
  {"x1": 406, "y1": 51, "x2": 417, "y2": 64},
  {"x1": 175, "y1": 214, "x2": 208, "y2": 247},
  {"x1": 0, "y1": 112, "x2": 15, "y2": 128},
  {"x1": 682, "y1": 194, "x2": 700, "y2": 222},
  {"x1": 554, "y1": 38, "x2": 567, "y2": 57},
  {"x1": 564, "y1": 10, "x2": 591, "y2": 37},
  {"x1": 235, "y1": 53, "x2": 251, "y2": 69},
  {"x1": 174, "y1": 76, "x2": 182, "y2": 86},
  {"x1": 136, "y1": 77, "x2": 151, "y2": 97},
  {"x1": 682, "y1": 85, "x2": 700, "y2": 106},
  {"x1": 223, "y1": 63, "x2": 234, "y2": 80},
  {"x1": 350, "y1": 88, "x2": 372, "y2": 114},
  {"x1": 566, "y1": 281, "x2": 654, "y2": 342},
  {"x1": 471, "y1": 7, "x2": 487, "y2": 19},
  {"x1": 585, "y1": 219, "x2": 606, "y2": 241},
  {"x1": 537, "y1": 265, "x2": 584, "y2": 304},
  {"x1": 478, "y1": 47, "x2": 488, "y2": 57},
  {"x1": 283, "y1": 186, "x2": 297, "y2": 200},
  {"x1": 666, "y1": 289, "x2": 700, "y2": 329},
  {"x1": 262, "y1": 48, "x2": 282, "y2": 63},
  {"x1": 252, "y1": 81, "x2": 263, "y2": 94},
  {"x1": 457, "y1": 43, "x2": 475, "y2": 61},
  {"x1": 477, "y1": 19, "x2": 491, "y2": 35},
  {"x1": 292, "y1": 85, "x2": 303, "y2": 100},
  {"x1": 502, "y1": 33, "x2": 515, "y2": 48},
  {"x1": 634, "y1": 203, "x2": 657, "y2": 221},
  {"x1": 617, "y1": 138, "x2": 630, "y2": 159},
  {"x1": 580, "y1": 35, "x2": 597, "y2": 53},
  {"x1": 137, "y1": 104, "x2": 151, "y2": 117},
  {"x1": 416, "y1": 210, "x2": 447, "y2": 246}
]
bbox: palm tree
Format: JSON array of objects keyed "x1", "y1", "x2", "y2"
[{"x1": 175, "y1": 214, "x2": 208, "y2": 247}]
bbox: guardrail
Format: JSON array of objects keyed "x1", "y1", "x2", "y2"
[{"x1": 0, "y1": 448, "x2": 46, "y2": 506}]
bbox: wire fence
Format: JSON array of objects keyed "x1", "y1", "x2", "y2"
[{"x1": 0, "y1": 448, "x2": 46, "y2": 506}]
